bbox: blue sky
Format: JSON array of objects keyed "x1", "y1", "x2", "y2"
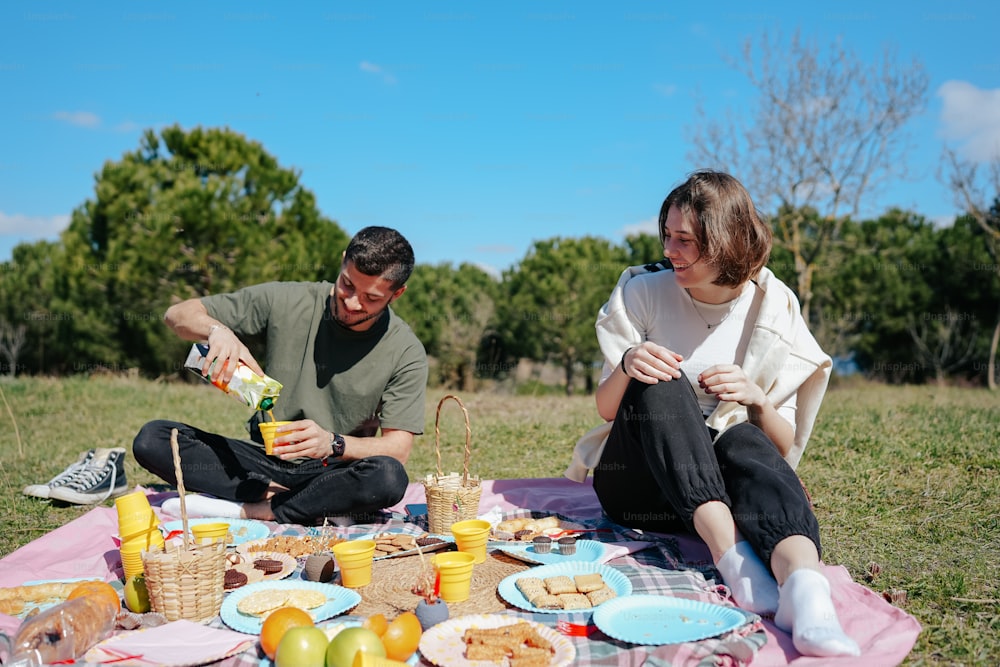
[{"x1": 2, "y1": 1, "x2": 998, "y2": 276}]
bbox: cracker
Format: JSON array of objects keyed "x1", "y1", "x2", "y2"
[
  {"x1": 515, "y1": 577, "x2": 545, "y2": 596},
  {"x1": 574, "y1": 573, "x2": 605, "y2": 593},
  {"x1": 586, "y1": 586, "x2": 617, "y2": 606},
  {"x1": 543, "y1": 576, "x2": 576, "y2": 595},
  {"x1": 237, "y1": 589, "x2": 289, "y2": 616},
  {"x1": 286, "y1": 589, "x2": 327, "y2": 609},
  {"x1": 558, "y1": 593, "x2": 592, "y2": 610},
  {"x1": 528, "y1": 593, "x2": 563, "y2": 610}
]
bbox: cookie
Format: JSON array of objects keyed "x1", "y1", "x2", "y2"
[
  {"x1": 253, "y1": 558, "x2": 283, "y2": 574},
  {"x1": 224, "y1": 569, "x2": 248, "y2": 590}
]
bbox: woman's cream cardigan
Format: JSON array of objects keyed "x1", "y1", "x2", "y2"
[{"x1": 565, "y1": 263, "x2": 832, "y2": 483}]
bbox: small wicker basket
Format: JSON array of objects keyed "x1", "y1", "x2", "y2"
[
  {"x1": 423, "y1": 395, "x2": 482, "y2": 535},
  {"x1": 424, "y1": 394, "x2": 483, "y2": 535},
  {"x1": 141, "y1": 428, "x2": 226, "y2": 623}
]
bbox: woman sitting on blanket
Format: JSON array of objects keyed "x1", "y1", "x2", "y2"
[{"x1": 568, "y1": 170, "x2": 859, "y2": 657}]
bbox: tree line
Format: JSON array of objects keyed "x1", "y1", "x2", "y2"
[{"x1": 0, "y1": 124, "x2": 996, "y2": 390}]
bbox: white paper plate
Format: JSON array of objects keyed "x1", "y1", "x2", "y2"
[
  {"x1": 228, "y1": 551, "x2": 298, "y2": 585},
  {"x1": 593, "y1": 594, "x2": 748, "y2": 645},
  {"x1": 418, "y1": 614, "x2": 575, "y2": 667},
  {"x1": 85, "y1": 624, "x2": 256, "y2": 667},
  {"x1": 497, "y1": 562, "x2": 632, "y2": 614},
  {"x1": 161, "y1": 518, "x2": 270, "y2": 546},
  {"x1": 496, "y1": 539, "x2": 607, "y2": 565},
  {"x1": 220, "y1": 580, "x2": 361, "y2": 634}
]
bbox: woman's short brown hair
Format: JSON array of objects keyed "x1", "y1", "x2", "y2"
[{"x1": 659, "y1": 170, "x2": 772, "y2": 287}]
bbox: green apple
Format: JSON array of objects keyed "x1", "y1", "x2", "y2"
[
  {"x1": 275, "y1": 626, "x2": 329, "y2": 667},
  {"x1": 325, "y1": 627, "x2": 386, "y2": 667},
  {"x1": 123, "y1": 574, "x2": 150, "y2": 613}
]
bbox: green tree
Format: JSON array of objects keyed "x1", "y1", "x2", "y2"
[
  {"x1": 53, "y1": 125, "x2": 348, "y2": 376},
  {"x1": 391, "y1": 262, "x2": 500, "y2": 390},
  {"x1": 0, "y1": 241, "x2": 62, "y2": 375},
  {"x1": 624, "y1": 233, "x2": 663, "y2": 266},
  {"x1": 499, "y1": 237, "x2": 627, "y2": 395}
]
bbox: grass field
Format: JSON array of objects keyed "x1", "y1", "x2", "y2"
[{"x1": 0, "y1": 376, "x2": 997, "y2": 665}]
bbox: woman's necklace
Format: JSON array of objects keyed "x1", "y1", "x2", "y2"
[{"x1": 685, "y1": 288, "x2": 733, "y2": 329}]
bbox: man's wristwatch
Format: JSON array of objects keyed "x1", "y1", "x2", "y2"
[{"x1": 322, "y1": 432, "x2": 346, "y2": 466}]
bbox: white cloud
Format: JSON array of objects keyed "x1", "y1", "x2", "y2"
[
  {"x1": 359, "y1": 61, "x2": 397, "y2": 85},
  {"x1": 618, "y1": 216, "x2": 659, "y2": 238},
  {"x1": 0, "y1": 211, "x2": 70, "y2": 240},
  {"x1": 52, "y1": 110, "x2": 101, "y2": 128},
  {"x1": 938, "y1": 80, "x2": 1000, "y2": 162}
]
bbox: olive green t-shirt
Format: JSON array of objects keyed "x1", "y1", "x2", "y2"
[{"x1": 202, "y1": 281, "x2": 427, "y2": 445}]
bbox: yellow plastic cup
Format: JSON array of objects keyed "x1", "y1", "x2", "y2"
[
  {"x1": 450, "y1": 519, "x2": 491, "y2": 564},
  {"x1": 115, "y1": 490, "x2": 152, "y2": 517},
  {"x1": 190, "y1": 522, "x2": 230, "y2": 545},
  {"x1": 117, "y1": 511, "x2": 160, "y2": 538},
  {"x1": 332, "y1": 539, "x2": 377, "y2": 588},
  {"x1": 120, "y1": 526, "x2": 165, "y2": 550},
  {"x1": 259, "y1": 421, "x2": 292, "y2": 455},
  {"x1": 120, "y1": 542, "x2": 148, "y2": 581},
  {"x1": 433, "y1": 551, "x2": 476, "y2": 602}
]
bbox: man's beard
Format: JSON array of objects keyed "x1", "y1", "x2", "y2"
[{"x1": 333, "y1": 298, "x2": 386, "y2": 329}]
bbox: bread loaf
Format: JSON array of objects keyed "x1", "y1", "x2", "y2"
[{"x1": 12, "y1": 593, "x2": 117, "y2": 663}]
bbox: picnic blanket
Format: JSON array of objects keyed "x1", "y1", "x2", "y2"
[{"x1": 0, "y1": 478, "x2": 921, "y2": 666}]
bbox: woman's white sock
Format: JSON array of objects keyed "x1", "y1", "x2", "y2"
[
  {"x1": 775, "y1": 568, "x2": 861, "y2": 657},
  {"x1": 716, "y1": 541, "x2": 779, "y2": 614},
  {"x1": 161, "y1": 495, "x2": 244, "y2": 519}
]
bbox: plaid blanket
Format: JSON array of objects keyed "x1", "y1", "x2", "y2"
[{"x1": 210, "y1": 509, "x2": 766, "y2": 667}]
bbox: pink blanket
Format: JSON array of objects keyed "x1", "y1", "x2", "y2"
[{"x1": 1, "y1": 478, "x2": 920, "y2": 666}]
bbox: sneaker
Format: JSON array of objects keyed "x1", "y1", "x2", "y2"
[
  {"x1": 22, "y1": 449, "x2": 97, "y2": 499},
  {"x1": 48, "y1": 447, "x2": 129, "y2": 505}
]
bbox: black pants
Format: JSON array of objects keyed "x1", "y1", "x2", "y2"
[
  {"x1": 132, "y1": 420, "x2": 408, "y2": 525},
  {"x1": 592, "y1": 375, "x2": 821, "y2": 571}
]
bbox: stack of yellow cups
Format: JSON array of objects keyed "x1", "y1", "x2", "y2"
[{"x1": 116, "y1": 491, "x2": 164, "y2": 581}]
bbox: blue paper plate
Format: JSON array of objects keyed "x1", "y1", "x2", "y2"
[
  {"x1": 497, "y1": 561, "x2": 632, "y2": 614},
  {"x1": 496, "y1": 539, "x2": 607, "y2": 565},
  {"x1": 160, "y1": 518, "x2": 270, "y2": 546},
  {"x1": 220, "y1": 580, "x2": 362, "y2": 635},
  {"x1": 593, "y1": 594, "x2": 748, "y2": 645}
]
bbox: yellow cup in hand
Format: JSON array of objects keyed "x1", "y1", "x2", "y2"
[{"x1": 259, "y1": 421, "x2": 292, "y2": 455}]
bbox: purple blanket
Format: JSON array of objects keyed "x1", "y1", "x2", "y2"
[{"x1": 0, "y1": 478, "x2": 920, "y2": 666}]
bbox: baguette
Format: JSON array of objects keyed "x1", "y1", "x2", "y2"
[{"x1": 12, "y1": 594, "x2": 118, "y2": 663}]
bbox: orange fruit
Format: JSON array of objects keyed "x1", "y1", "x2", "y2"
[
  {"x1": 362, "y1": 612, "x2": 388, "y2": 637},
  {"x1": 67, "y1": 580, "x2": 121, "y2": 613},
  {"x1": 260, "y1": 606, "x2": 314, "y2": 660},
  {"x1": 381, "y1": 611, "x2": 422, "y2": 662}
]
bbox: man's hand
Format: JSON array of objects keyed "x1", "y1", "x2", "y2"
[
  {"x1": 269, "y1": 420, "x2": 331, "y2": 461},
  {"x1": 202, "y1": 325, "x2": 265, "y2": 384}
]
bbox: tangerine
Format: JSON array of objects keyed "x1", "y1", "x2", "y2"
[
  {"x1": 381, "y1": 611, "x2": 422, "y2": 661},
  {"x1": 67, "y1": 580, "x2": 121, "y2": 613},
  {"x1": 362, "y1": 612, "x2": 388, "y2": 637},
  {"x1": 260, "y1": 606, "x2": 314, "y2": 660}
]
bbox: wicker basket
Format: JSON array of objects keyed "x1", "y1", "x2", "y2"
[
  {"x1": 423, "y1": 395, "x2": 482, "y2": 535},
  {"x1": 141, "y1": 428, "x2": 226, "y2": 623}
]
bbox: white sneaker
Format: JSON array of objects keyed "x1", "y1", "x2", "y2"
[
  {"x1": 23, "y1": 449, "x2": 97, "y2": 499},
  {"x1": 48, "y1": 448, "x2": 129, "y2": 505}
]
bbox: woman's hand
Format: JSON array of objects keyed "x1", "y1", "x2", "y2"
[
  {"x1": 270, "y1": 420, "x2": 332, "y2": 461},
  {"x1": 623, "y1": 342, "x2": 684, "y2": 384},
  {"x1": 698, "y1": 364, "x2": 766, "y2": 406}
]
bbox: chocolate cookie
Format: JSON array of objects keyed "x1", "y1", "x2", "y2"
[
  {"x1": 253, "y1": 558, "x2": 283, "y2": 574},
  {"x1": 224, "y1": 569, "x2": 249, "y2": 590}
]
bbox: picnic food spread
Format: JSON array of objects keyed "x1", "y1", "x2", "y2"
[
  {"x1": 7, "y1": 581, "x2": 119, "y2": 663},
  {"x1": 1, "y1": 504, "x2": 756, "y2": 667}
]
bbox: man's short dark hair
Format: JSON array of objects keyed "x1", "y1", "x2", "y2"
[{"x1": 344, "y1": 226, "x2": 415, "y2": 288}]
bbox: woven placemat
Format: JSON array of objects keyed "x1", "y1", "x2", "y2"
[{"x1": 352, "y1": 550, "x2": 531, "y2": 618}]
